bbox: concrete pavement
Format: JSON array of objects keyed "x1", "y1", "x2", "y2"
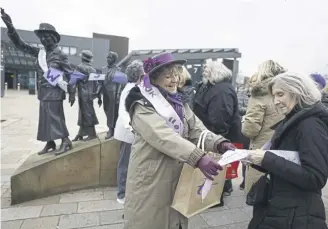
[{"x1": 1, "y1": 90, "x2": 327, "y2": 229}]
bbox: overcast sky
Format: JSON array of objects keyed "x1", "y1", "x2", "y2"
[{"x1": 1, "y1": 0, "x2": 327, "y2": 75}]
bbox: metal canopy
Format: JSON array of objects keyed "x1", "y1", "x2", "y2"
[
  {"x1": 1, "y1": 40, "x2": 37, "y2": 70},
  {"x1": 130, "y1": 48, "x2": 241, "y2": 64}
]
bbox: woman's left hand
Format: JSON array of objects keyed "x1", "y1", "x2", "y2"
[
  {"x1": 218, "y1": 142, "x2": 236, "y2": 153},
  {"x1": 248, "y1": 149, "x2": 266, "y2": 165}
]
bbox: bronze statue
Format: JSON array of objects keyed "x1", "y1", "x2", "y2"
[
  {"x1": 71, "y1": 50, "x2": 99, "y2": 141},
  {"x1": 95, "y1": 51, "x2": 122, "y2": 139},
  {"x1": 1, "y1": 8, "x2": 74, "y2": 156}
]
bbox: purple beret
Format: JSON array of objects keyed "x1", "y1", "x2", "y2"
[{"x1": 311, "y1": 73, "x2": 326, "y2": 89}]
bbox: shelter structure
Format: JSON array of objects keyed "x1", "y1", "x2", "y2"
[{"x1": 129, "y1": 48, "x2": 242, "y2": 85}]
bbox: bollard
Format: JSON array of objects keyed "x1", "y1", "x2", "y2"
[
  {"x1": 5, "y1": 82, "x2": 7, "y2": 91},
  {"x1": 17, "y1": 83, "x2": 20, "y2": 91}
]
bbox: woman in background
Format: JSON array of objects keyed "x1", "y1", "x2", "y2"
[
  {"x1": 113, "y1": 60, "x2": 144, "y2": 204},
  {"x1": 178, "y1": 66, "x2": 195, "y2": 109},
  {"x1": 242, "y1": 60, "x2": 286, "y2": 193}
]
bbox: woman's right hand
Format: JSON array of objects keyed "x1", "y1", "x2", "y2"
[{"x1": 197, "y1": 155, "x2": 223, "y2": 180}]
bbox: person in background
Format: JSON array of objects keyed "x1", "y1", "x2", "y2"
[
  {"x1": 241, "y1": 60, "x2": 286, "y2": 193},
  {"x1": 123, "y1": 52, "x2": 235, "y2": 229},
  {"x1": 310, "y1": 73, "x2": 328, "y2": 107},
  {"x1": 113, "y1": 60, "x2": 144, "y2": 204},
  {"x1": 193, "y1": 59, "x2": 242, "y2": 205},
  {"x1": 178, "y1": 66, "x2": 195, "y2": 109},
  {"x1": 247, "y1": 72, "x2": 328, "y2": 229}
]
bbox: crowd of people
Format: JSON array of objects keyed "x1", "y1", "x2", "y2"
[{"x1": 113, "y1": 52, "x2": 328, "y2": 229}]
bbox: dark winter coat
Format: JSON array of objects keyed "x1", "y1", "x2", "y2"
[
  {"x1": 179, "y1": 79, "x2": 196, "y2": 110},
  {"x1": 322, "y1": 93, "x2": 328, "y2": 107},
  {"x1": 193, "y1": 79, "x2": 242, "y2": 143},
  {"x1": 248, "y1": 102, "x2": 328, "y2": 229}
]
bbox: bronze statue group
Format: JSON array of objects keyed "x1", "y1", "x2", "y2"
[{"x1": 1, "y1": 8, "x2": 128, "y2": 156}]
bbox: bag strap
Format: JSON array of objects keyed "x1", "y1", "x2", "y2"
[{"x1": 197, "y1": 130, "x2": 211, "y2": 151}]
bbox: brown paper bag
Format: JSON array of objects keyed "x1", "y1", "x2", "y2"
[{"x1": 171, "y1": 156, "x2": 226, "y2": 218}]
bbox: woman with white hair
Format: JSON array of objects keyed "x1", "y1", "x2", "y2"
[
  {"x1": 193, "y1": 59, "x2": 242, "y2": 204},
  {"x1": 114, "y1": 59, "x2": 144, "y2": 204},
  {"x1": 246, "y1": 72, "x2": 328, "y2": 229}
]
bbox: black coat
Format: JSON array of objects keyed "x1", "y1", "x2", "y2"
[
  {"x1": 193, "y1": 81, "x2": 242, "y2": 143},
  {"x1": 322, "y1": 93, "x2": 328, "y2": 108},
  {"x1": 179, "y1": 79, "x2": 195, "y2": 110},
  {"x1": 249, "y1": 102, "x2": 328, "y2": 229}
]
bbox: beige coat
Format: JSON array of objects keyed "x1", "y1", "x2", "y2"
[
  {"x1": 123, "y1": 101, "x2": 226, "y2": 229},
  {"x1": 242, "y1": 78, "x2": 284, "y2": 150},
  {"x1": 241, "y1": 78, "x2": 284, "y2": 193}
]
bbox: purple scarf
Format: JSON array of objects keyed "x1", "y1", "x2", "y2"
[{"x1": 166, "y1": 92, "x2": 184, "y2": 122}]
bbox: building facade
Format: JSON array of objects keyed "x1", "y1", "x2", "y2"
[{"x1": 1, "y1": 27, "x2": 129, "y2": 90}]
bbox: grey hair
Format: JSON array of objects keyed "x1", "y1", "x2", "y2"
[
  {"x1": 268, "y1": 72, "x2": 322, "y2": 108},
  {"x1": 204, "y1": 59, "x2": 232, "y2": 84},
  {"x1": 125, "y1": 59, "x2": 145, "y2": 83}
]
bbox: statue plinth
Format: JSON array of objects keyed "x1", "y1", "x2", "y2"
[{"x1": 10, "y1": 132, "x2": 120, "y2": 205}]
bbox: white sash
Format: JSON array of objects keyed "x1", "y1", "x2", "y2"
[
  {"x1": 38, "y1": 48, "x2": 68, "y2": 92},
  {"x1": 89, "y1": 73, "x2": 106, "y2": 81},
  {"x1": 138, "y1": 83, "x2": 183, "y2": 135}
]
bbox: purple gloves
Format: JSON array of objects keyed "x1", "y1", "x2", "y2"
[
  {"x1": 197, "y1": 155, "x2": 223, "y2": 180},
  {"x1": 218, "y1": 142, "x2": 236, "y2": 153}
]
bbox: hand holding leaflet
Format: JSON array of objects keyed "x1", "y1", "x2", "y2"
[{"x1": 201, "y1": 149, "x2": 249, "y2": 201}]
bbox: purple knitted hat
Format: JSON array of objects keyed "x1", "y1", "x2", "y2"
[{"x1": 311, "y1": 73, "x2": 326, "y2": 89}]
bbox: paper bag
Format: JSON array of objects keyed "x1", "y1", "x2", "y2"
[
  {"x1": 171, "y1": 130, "x2": 226, "y2": 218},
  {"x1": 171, "y1": 158, "x2": 227, "y2": 218}
]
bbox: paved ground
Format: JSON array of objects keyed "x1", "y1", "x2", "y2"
[{"x1": 1, "y1": 90, "x2": 328, "y2": 229}]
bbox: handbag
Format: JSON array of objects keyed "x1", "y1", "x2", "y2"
[{"x1": 246, "y1": 172, "x2": 270, "y2": 206}]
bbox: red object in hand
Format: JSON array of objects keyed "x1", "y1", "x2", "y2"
[{"x1": 225, "y1": 143, "x2": 243, "y2": 179}]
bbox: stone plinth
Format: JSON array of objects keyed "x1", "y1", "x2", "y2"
[{"x1": 10, "y1": 133, "x2": 121, "y2": 205}]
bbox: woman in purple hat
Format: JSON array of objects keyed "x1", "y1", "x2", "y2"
[
  {"x1": 310, "y1": 73, "x2": 328, "y2": 107},
  {"x1": 122, "y1": 52, "x2": 236, "y2": 229}
]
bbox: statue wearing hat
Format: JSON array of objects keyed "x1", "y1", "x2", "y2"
[
  {"x1": 1, "y1": 8, "x2": 74, "y2": 156},
  {"x1": 70, "y1": 50, "x2": 99, "y2": 141},
  {"x1": 95, "y1": 51, "x2": 123, "y2": 139}
]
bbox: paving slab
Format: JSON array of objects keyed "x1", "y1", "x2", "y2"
[
  {"x1": 85, "y1": 224, "x2": 124, "y2": 229},
  {"x1": 99, "y1": 210, "x2": 124, "y2": 225},
  {"x1": 1, "y1": 205, "x2": 43, "y2": 221},
  {"x1": 20, "y1": 216, "x2": 59, "y2": 229},
  {"x1": 41, "y1": 203, "x2": 78, "y2": 216},
  {"x1": 78, "y1": 200, "x2": 123, "y2": 213},
  {"x1": 58, "y1": 212, "x2": 100, "y2": 229},
  {"x1": 60, "y1": 191, "x2": 104, "y2": 203},
  {"x1": 1, "y1": 220, "x2": 23, "y2": 229},
  {"x1": 201, "y1": 208, "x2": 250, "y2": 227}
]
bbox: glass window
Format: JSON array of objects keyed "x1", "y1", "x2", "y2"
[
  {"x1": 62, "y1": 46, "x2": 69, "y2": 55},
  {"x1": 58, "y1": 46, "x2": 62, "y2": 50},
  {"x1": 70, "y1": 47, "x2": 77, "y2": 56},
  {"x1": 38, "y1": 44, "x2": 44, "y2": 48}
]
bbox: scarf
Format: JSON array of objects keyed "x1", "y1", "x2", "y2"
[{"x1": 156, "y1": 86, "x2": 184, "y2": 122}]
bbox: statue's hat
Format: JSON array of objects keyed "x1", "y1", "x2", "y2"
[
  {"x1": 80, "y1": 50, "x2": 94, "y2": 62},
  {"x1": 34, "y1": 23, "x2": 60, "y2": 43}
]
